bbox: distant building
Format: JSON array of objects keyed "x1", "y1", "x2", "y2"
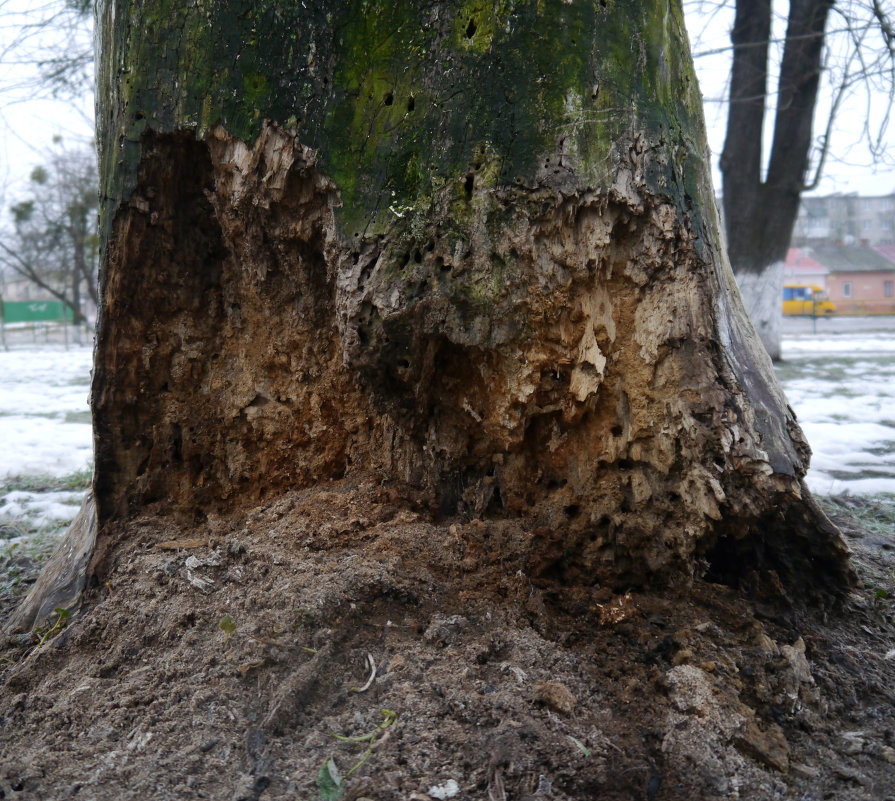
[
  {"x1": 806, "y1": 243, "x2": 895, "y2": 314},
  {"x1": 785, "y1": 193, "x2": 895, "y2": 314},
  {"x1": 792, "y1": 192, "x2": 895, "y2": 247},
  {"x1": 0, "y1": 272, "x2": 41, "y2": 302},
  {"x1": 784, "y1": 248, "x2": 830, "y2": 290}
]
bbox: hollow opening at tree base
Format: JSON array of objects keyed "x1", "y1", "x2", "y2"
[
  {"x1": 90, "y1": 127, "x2": 854, "y2": 597},
  {"x1": 703, "y1": 493, "x2": 854, "y2": 604}
]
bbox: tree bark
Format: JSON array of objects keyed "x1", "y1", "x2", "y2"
[
  {"x1": 70, "y1": 233, "x2": 83, "y2": 326},
  {"x1": 86, "y1": 0, "x2": 850, "y2": 597},
  {"x1": 721, "y1": 0, "x2": 833, "y2": 360}
]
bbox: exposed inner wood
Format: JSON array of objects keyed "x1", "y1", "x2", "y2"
[{"x1": 90, "y1": 124, "x2": 852, "y2": 591}]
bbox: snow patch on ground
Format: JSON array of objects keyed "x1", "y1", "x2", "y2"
[
  {"x1": 0, "y1": 345, "x2": 93, "y2": 480},
  {"x1": 776, "y1": 329, "x2": 895, "y2": 496},
  {"x1": 0, "y1": 490, "x2": 85, "y2": 526},
  {"x1": 784, "y1": 334, "x2": 895, "y2": 354}
]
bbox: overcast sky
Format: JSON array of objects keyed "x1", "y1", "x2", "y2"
[
  {"x1": 0, "y1": 0, "x2": 94, "y2": 204},
  {"x1": 0, "y1": 0, "x2": 892, "y2": 209}
]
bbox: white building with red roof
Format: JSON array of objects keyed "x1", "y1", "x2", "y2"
[{"x1": 784, "y1": 248, "x2": 830, "y2": 290}]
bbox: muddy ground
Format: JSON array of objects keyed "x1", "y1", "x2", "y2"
[{"x1": 1, "y1": 483, "x2": 894, "y2": 801}]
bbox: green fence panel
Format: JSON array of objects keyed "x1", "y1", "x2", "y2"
[{"x1": 1, "y1": 300, "x2": 73, "y2": 323}]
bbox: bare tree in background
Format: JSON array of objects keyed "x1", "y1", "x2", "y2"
[
  {"x1": 0, "y1": 0, "x2": 92, "y2": 101},
  {"x1": 0, "y1": 1, "x2": 95, "y2": 315},
  {"x1": 688, "y1": 0, "x2": 894, "y2": 360},
  {"x1": 0, "y1": 143, "x2": 98, "y2": 323}
]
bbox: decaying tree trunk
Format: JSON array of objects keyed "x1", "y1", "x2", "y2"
[{"x1": 79, "y1": 0, "x2": 851, "y2": 606}]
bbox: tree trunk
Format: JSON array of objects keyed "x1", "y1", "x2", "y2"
[
  {"x1": 69, "y1": 211, "x2": 88, "y2": 341},
  {"x1": 721, "y1": 0, "x2": 833, "y2": 361},
  {"x1": 72, "y1": 205, "x2": 98, "y2": 311},
  {"x1": 85, "y1": 0, "x2": 850, "y2": 598},
  {"x1": 70, "y1": 243, "x2": 83, "y2": 329}
]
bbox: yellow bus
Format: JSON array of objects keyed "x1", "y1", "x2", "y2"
[{"x1": 782, "y1": 284, "x2": 836, "y2": 316}]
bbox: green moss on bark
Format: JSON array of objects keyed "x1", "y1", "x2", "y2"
[{"x1": 97, "y1": 0, "x2": 709, "y2": 242}]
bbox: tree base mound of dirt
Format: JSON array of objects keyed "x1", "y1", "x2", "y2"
[{"x1": 2, "y1": 481, "x2": 894, "y2": 800}]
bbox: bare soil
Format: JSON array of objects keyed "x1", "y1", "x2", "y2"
[{"x1": 1, "y1": 482, "x2": 894, "y2": 801}]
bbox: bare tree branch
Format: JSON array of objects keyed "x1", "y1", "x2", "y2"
[
  {"x1": 0, "y1": 144, "x2": 98, "y2": 322},
  {"x1": 0, "y1": 240, "x2": 80, "y2": 318}
]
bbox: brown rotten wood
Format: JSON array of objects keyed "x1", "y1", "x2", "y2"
[{"x1": 13, "y1": 0, "x2": 855, "y2": 636}]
